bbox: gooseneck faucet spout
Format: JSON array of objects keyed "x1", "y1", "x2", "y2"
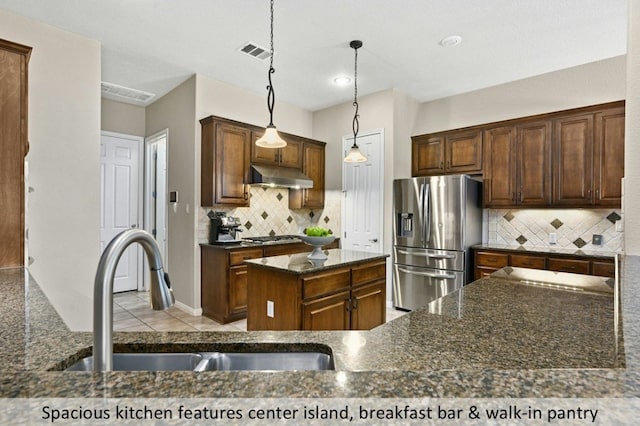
[{"x1": 93, "y1": 229, "x2": 174, "y2": 372}]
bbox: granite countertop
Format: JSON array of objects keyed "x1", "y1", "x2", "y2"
[
  {"x1": 472, "y1": 243, "x2": 618, "y2": 259},
  {"x1": 2, "y1": 256, "x2": 640, "y2": 398},
  {"x1": 244, "y1": 249, "x2": 389, "y2": 274}
]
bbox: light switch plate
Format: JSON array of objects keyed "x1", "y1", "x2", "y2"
[
  {"x1": 267, "y1": 300, "x2": 274, "y2": 318},
  {"x1": 549, "y1": 233, "x2": 557, "y2": 244}
]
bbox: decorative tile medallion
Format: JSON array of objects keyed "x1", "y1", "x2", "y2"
[
  {"x1": 276, "y1": 192, "x2": 283, "y2": 201},
  {"x1": 324, "y1": 216, "x2": 330, "y2": 224},
  {"x1": 516, "y1": 235, "x2": 528, "y2": 245},
  {"x1": 287, "y1": 216, "x2": 293, "y2": 223},
  {"x1": 261, "y1": 211, "x2": 269, "y2": 220},
  {"x1": 503, "y1": 211, "x2": 515, "y2": 222},
  {"x1": 573, "y1": 237, "x2": 587, "y2": 248},
  {"x1": 550, "y1": 219, "x2": 564, "y2": 229}
]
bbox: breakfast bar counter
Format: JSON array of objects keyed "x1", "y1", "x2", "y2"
[{"x1": 2, "y1": 255, "x2": 640, "y2": 400}]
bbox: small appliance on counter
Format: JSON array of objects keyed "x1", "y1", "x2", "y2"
[{"x1": 207, "y1": 211, "x2": 242, "y2": 244}]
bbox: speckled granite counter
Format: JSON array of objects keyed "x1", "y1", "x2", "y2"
[
  {"x1": 472, "y1": 243, "x2": 617, "y2": 259},
  {"x1": 2, "y1": 256, "x2": 640, "y2": 398},
  {"x1": 244, "y1": 249, "x2": 388, "y2": 274}
]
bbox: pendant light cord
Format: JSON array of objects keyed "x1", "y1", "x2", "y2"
[
  {"x1": 352, "y1": 43, "x2": 359, "y2": 147},
  {"x1": 266, "y1": 0, "x2": 276, "y2": 126}
]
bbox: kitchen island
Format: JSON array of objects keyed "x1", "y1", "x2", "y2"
[
  {"x1": 1, "y1": 256, "x2": 639, "y2": 401},
  {"x1": 245, "y1": 249, "x2": 389, "y2": 331}
]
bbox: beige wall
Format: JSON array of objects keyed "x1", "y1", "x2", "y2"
[
  {"x1": 101, "y1": 98, "x2": 146, "y2": 136},
  {"x1": 625, "y1": 0, "x2": 640, "y2": 254},
  {"x1": 0, "y1": 9, "x2": 101, "y2": 330},
  {"x1": 414, "y1": 56, "x2": 626, "y2": 135},
  {"x1": 145, "y1": 76, "x2": 197, "y2": 312}
]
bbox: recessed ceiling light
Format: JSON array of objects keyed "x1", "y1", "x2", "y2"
[
  {"x1": 333, "y1": 75, "x2": 352, "y2": 86},
  {"x1": 439, "y1": 35, "x2": 462, "y2": 47}
]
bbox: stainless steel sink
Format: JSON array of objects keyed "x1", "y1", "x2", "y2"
[
  {"x1": 195, "y1": 352, "x2": 334, "y2": 371},
  {"x1": 65, "y1": 351, "x2": 334, "y2": 372},
  {"x1": 65, "y1": 353, "x2": 203, "y2": 371}
]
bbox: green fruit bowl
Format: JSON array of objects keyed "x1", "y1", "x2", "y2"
[{"x1": 298, "y1": 234, "x2": 336, "y2": 260}]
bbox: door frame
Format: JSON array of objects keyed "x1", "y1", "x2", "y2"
[
  {"x1": 143, "y1": 129, "x2": 169, "y2": 291},
  {"x1": 340, "y1": 128, "x2": 385, "y2": 253},
  {"x1": 100, "y1": 130, "x2": 145, "y2": 291}
]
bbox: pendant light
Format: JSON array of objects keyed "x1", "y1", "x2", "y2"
[
  {"x1": 344, "y1": 40, "x2": 367, "y2": 163},
  {"x1": 255, "y1": 0, "x2": 287, "y2": 148}
]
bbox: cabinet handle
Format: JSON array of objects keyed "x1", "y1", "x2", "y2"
[
  {"x1": 595, "y1": 189, "x2": 600, "y2": 199},
  {"x1": 519, "y1": 192, "x2": 523, "y2": 202},
  {"x1": 345, "y1": 299, "x2": 352, "y2": 312},
  {"x1": 352, "y1": 298, "x2": 358, "y2": 310},
  {"x1": 440, "y1": 161, "x2": 444, "y2": 169}
]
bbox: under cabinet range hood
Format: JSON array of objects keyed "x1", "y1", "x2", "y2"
[{"x1": 250, "y1": 165, "x2": 313, "y2": 189}]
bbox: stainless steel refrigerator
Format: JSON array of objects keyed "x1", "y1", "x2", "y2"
[{"x1": 392, "y1": 174, "x2": 482, "y2": 310}]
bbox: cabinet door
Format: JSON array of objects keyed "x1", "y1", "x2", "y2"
[
  {"x1": 229, "y1": 265, "x2": 248, "y2": 315},
  {"x1": 290, "y1": 141, "x2": 325, "y2": 208},
  {"x1": 215, "y1": 122, "x2": 250, "y2": 205},
  {"x1": 251, "y1": 133, "x2": 303, "y2": 169},
  {"x1": 412, "y1": 135, "x2": 444, "y2": 176},
  {"x1": 350, "y1": 281, "x2": 386, "y2": 330},
  {"x1": 510, "y1": 254, "x2": 546, "y2": 269},
  {"x1": 251, "y1": 131, "x2": 279, "y2": 165},
  {"x1": 278, "y1": 137, "x2": 303, "y2": 168},
  {"x1": 594, "y1": 108, "x2": 624, "y2": 206},
  {"x1": 445, "y1": 130, "x2": 483, "y2": 174},
  {"x1": 518, "y1": 121, "x2": 552, "y2": 206},
  {"x1": 483, "y1": 127, "x2": 517, "y2": 207},
  {"x1": 302, "y1": 291, "x2": 350, "y2": 331},
  {"x1": 553, "y1": 114, "x2": 594, "y2": 206}
]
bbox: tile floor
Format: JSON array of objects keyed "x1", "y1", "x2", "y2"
[{"x1": 114, "y1": 290, "x2": 408, "y2": 332}]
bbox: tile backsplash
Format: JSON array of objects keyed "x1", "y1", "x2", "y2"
[
  {"x1": 485, "y1": 208, "x2": 623, "y2": 252},
  {"x1": 199, "y1": 187, "x2": 342, "y2": 243}
]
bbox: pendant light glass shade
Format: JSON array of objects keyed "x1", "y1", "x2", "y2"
[
  {"x1": 255, "y1": 125, "x2": 287, "y2": 148},
  {"x1": 344, "y1": 40, "x2": 367, "y2": 163},
  {"x1": 344, "y1": 145, "x2": 367, "y2": 163}
]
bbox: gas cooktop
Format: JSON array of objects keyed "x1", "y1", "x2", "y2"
[{"x1": 242, "y1": 235, "x2": 301, "y2": 244}]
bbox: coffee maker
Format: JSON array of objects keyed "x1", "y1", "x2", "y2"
[{"x1": 208, "y1": 211, "x2": 242, "y2": 244}]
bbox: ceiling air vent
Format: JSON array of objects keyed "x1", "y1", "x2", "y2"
[
  {"x1": 238, "y1": 42, "x2": 271, "y2": 61},
  {"x1": 101, "y1": 81, "x2": 156, "y2": 106}
]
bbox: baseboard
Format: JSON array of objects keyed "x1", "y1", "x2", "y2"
[{"x1": 173, "y1": 300, "x2": 202, "y2": 316}]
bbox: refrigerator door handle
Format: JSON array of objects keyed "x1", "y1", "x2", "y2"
[
  {"x1": 424, "y1": 183, "x2": 431, "y2": 244},
  {"x1": 398, "y1": 267, "x2": 456, "y2": 280},
  {"x1": 397, "y1": 250, "x2": 456, "y2": 259}
]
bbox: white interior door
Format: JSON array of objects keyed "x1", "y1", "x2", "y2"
[
  {"x1": 341, "y1": 129, "x2": 384, "y2": 253},
  {"x1": 154, "y1": 141, "x2": 168, "y2": 263},
  {"x1": 101, "y1": 132, "x2": 143, "y2": 293}
]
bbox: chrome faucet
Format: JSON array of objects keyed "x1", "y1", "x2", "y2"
[{"x1": 93, "y1": 229, "x2": 174, "y2": 372}]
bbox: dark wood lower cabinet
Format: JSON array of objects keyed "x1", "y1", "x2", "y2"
[{"x1": 474, "y1": 248, "x2": 615, "y2": 280}]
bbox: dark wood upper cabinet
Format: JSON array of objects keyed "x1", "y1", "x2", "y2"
[
  {"x1": 289, "y1": 140, "x2": 325, "y2": 209},
  {"x1": 201, "y1": 117, "x2": 251, "y2": 206},
  {"x1": 416, "y1": 101, "x2": 624, "y2": 208},
  {"x1": 552, "y1": 113, "x2": 594, "y2": 206},
  {"x1": 412, "y1": 130, "x2": 482, "y2": 176},
  {"x1": 251, "y1": 133, "x2": 303, "y2": 169},
  {"x1": 594, "y1": 107, "x2": 625, "y2": 206},
  {"x1": 0, "y1": 39, "x2": 31, "y2": 268}
]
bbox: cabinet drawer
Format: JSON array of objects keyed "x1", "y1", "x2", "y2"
[
  {"x1": 352, "y1": 260, "x2": 386, "y2": 286},
  {"x1": 510, "y1": 254, "x2": 546, "y2": 269},
  {"x1": 548, "y1": 258, "x2": 590, "y2": 275},
  {"x1": 229, "y1": 248, "x2": 264, "y2": 266},
  {"x1": 302, "y1": 268, "x2": 350, "y2": 300},
  {"x1": 475, "y1": 252, "x2": 509, "y2": 268},
  {"x1": 592, "y1": 260, "x2": 615, "y2": 278}
]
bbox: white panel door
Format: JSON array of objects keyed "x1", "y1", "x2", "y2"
[
  {"x1": 342, "y1": 130, "x2": 384, "y2": 253},
  {"x1": 101, "y1": 133, "x2": 142, "y2": 293},
  {"x1": 154, "y1": 141, "x2": 168, "y2": 263}
]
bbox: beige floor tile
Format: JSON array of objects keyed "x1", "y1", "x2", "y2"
[
  {"x1": 148, "y1": 322, "x2": 197, "y2": 332},
  {"x1": 114, "y1": 317, "x2": 148, "y2": 330},
  {"x1": 116, "y1": 323, "x2": 155, "y2": 332}
]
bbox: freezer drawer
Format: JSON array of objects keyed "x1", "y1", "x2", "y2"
[
  {"x1": 392, "y1": 264, "x2": 464, "y2": 311},
  {"x1": 394, "y1": 246, "x2": 464, "y2": 271}
]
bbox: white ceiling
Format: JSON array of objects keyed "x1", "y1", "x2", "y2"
[{"x1": 0, "y1": 0, "x2": 628, "y2": 111}]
